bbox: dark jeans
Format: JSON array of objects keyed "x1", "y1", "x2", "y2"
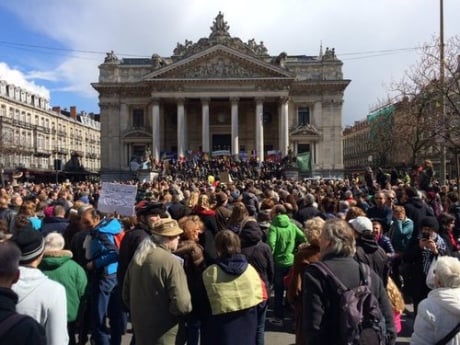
[
  {"x1": 256, "y1": 302, "x2": 268, "y2": 345},
  {"x1": 273, "y1": 265, "x2": 290, "y2": 319},
  {"x1": 90, "y1": 274, "x2": 124, "y2": 345}
]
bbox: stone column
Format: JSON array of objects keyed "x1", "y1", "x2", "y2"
[
  {"x1": 201, "y1": 98, "x2": 210, "y2": 154},
  {"x1": 255, "y1": 98, "x2": 264, "y2": 162},
  {"x1": 120, "y1": 103, "x2": 129, "y2": 166},
  {"x1": 279, "y1": 97, "x2": 289, "y2": 157},
  {"x1": 231, "y1": 97, "x2": 239, "y2": 157},
  {"x1": 152, "y1": 99, "x2": 160, "y2": 163},
  {"x1": 177, "y1": 98, "x2": 185, "y2": 158}
]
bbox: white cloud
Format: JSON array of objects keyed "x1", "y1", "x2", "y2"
[{"x1": 0, "y1": 62, "x2": 50, "y2": 99}]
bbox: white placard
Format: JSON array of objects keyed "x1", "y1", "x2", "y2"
[{"x1": 97, "y1": 182, "x2": 137, "y2": 216}]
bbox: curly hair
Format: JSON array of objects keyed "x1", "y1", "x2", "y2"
[
  {"x1": 304, "y1": 216, "x2": 325, "y2": 242},
  {"x1": 386, "y1": 277, "x2": 405, "y2": 313}
]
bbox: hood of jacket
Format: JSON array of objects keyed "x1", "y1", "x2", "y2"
[
  {"x1": 216, "y1": 253, "x2": 248, "y2": 275},
  {"x1": 95, "y1": 218, "x2": 122, "y2": 235},
  {"x1": 428, "y1": 287, "x2": 460, "y2": 317},
  {"x1": 240, "y1": 221, "x2": 263, "y2": 246},
  {"x1": 406, "y1": 197, "x2": 425, "y2": 210},
  {"x1": 12, "y1": 266, "x2": 49, "y2": 304},
  {"x1": 356, "y1": 235, "x2": 380, "y2": 254},
  {"x1": 271, "y1": 214, "x2": 291, "y2": 228},
  {"x1": 39, "y1": 250, "x2": 73, "y2": 271}
]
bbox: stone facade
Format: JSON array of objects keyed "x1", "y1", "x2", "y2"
[{"x1": 92, "y1": 13, "x2": 350, "y2": 180}]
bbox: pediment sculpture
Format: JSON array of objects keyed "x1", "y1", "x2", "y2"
[{"x1": 173, "y1": 12, "x2": 269, "y2": 60}]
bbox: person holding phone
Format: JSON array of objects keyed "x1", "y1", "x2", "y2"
[{"x1": 403, "y1": 216, "x2": 447, "y2": 314}]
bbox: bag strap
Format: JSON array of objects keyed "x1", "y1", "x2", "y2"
[
  {"x1": 314, "y1": 261, "x2": 370, "y2": 291},
  {"x1": 0, "y1": 313, "x2": 27, "y2": 339},
  {"x1": 435, "y1": 322, "x2": 460, "y2": 345},
  {"x1": 313, "y1": 261, "x2": 348, "y2": 291}
]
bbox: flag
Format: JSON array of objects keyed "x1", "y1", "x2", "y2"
[{"x1": 297, "y1": 152, "x2": 311, "y2": 172}]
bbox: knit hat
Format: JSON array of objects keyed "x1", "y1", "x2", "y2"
[
  {"x1": 421, "y1": 216, "x2": 439, "y2": 232},
  {"x1": 348, "y1": 216, "x2": 373, "y2": 234},
  {"x1": 11, "y1": 228, "x2": 45, "y2": 263}
]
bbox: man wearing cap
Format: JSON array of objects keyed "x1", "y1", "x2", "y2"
[
  {"x1": 117, "y1": 201, "x2": 166, "y2": 291},
  {"x1": 349, "y1": 216, "x2": 389, "y2": 286},
  {"x1": 123, "y1": 218, "x2": 192, "y2": 345},
  {"x1": 11, "y1": 228, "x2": 69, "y2": 345}
]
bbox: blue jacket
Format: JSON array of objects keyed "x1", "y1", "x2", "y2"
[{"x1": 88, "y1": 218, "x2": 122, "y2": 276}]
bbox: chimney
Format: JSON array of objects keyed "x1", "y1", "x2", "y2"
[
  {"x1": 70, "y1": 106, "x2": 77, "y2": 119},
  {"x1": 52, "y1": 106, "x2": 61, "y2": 114}
]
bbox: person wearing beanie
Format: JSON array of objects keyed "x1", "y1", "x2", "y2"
[
  {"x1": 0, "y1": 241, "x2": 46, "y2": 345},
  {"x1": 39, "y1": 232, "x2": 87, "y2": 345},
  {"x1": 403, "y1": 215, "x2": 447, "y2": 314},
  {"x1": 11, "y1": 228, "x2": 69, "y2": 345}
]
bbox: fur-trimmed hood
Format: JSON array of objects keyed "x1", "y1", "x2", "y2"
[{"x1": 39, "y1": 249, "x2": 73, "y2": 270}]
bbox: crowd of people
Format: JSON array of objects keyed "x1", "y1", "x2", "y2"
[{"x1": 0, "y1": 160, "x2": 460, "y2": 345}]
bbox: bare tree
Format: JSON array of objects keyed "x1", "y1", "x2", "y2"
[{"x1": 389, "y1": 36, "x2": 460, "y2": 167}]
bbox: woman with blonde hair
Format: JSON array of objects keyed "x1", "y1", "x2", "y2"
[
  {"x1": 386, "y1": 277, "x2": 405, "y2": 334},
  {"x1": 174, "y1": 216, "x2": 206, "y2": 345},
  {"x1": 287, "y1": 216, "x2": 324, "y2": 345}
]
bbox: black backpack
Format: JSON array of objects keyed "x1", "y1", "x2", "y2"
[{"x1": 313, "y1": 261, "x2": 385, "y2": 345}]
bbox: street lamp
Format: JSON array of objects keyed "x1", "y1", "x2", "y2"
[{"x1": 439, "y1": 0, "x2": 447, "y2": 185}]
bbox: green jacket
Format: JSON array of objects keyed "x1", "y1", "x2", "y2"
[
  {"x1": 39, "y1": 250, "x2": 88, "y2": 322},
  {"x1": 268, "y1": 214, "x2": 306, "y2": 267}
]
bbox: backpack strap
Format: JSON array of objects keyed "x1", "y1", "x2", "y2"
[
  {"x1": 0, "y1": 313, "x2": 27, "y2": 339},
  {"x1": 313, "y1": 261, "x2": 348, "y2": 292},
  {"x1": 313, "y1": 261, "x2": 371, "y2": 290}
]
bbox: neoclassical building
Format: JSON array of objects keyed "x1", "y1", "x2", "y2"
[
  {"x1": 93, "y1": 13, "x2": 350, "y2": 180},
  {"x1": 0, "y1": 80, "x2": 101, "y2": 183}
]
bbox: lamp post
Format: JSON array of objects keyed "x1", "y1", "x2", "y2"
[{"x1": 439, "y1": 0, "x2": 447, "y2": 186}]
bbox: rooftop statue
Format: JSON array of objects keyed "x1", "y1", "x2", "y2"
[{"x1": 104, "y1": 50, "x2": 119, "y2": 63}]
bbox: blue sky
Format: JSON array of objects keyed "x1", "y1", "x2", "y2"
[{"x1": 1, "y1": 0, "x2": 460, "y2": 125}]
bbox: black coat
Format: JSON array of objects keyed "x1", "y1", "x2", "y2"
[
  {"x1": 303, "y1": 255, "x2": 396, "y2": 345},
  {"x1": 0, "y1": 287, "x2": 46, "y2": 345},
  {"x1": 355, "y1": 236, "x2": 390, "y2": 286},
  {"x1": 240, "y1": 225, "x2": 274, "y2": 292},
  {"x1": 404, "y1": 197, "x2": 434, "y2": 240},
  {"x1": 117, "y1": 226, "x2": 149, "y2": 287}
]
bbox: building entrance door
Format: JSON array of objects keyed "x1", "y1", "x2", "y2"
[{"x1": 212, "y1": 134, "x2": 231, "y2": 151}]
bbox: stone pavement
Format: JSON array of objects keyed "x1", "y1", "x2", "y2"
[{"x1": 121, "y1": 302, "x2": 414, "y2": 345}]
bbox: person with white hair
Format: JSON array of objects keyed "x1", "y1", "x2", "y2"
[
  {"x1": 39, "y1": 232, "x2": 88, "y2": 345},
  {"x1": 411, "y1": 256, "x2": 460, "y2": 345}
]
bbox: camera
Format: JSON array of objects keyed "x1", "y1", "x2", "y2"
[{"x1": 421, "y1": 232, "x2": 431, "y2": 240}]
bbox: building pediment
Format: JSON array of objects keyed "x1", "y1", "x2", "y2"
[
  {"x1": 122, "y1": 129, "x2": 151, "y2": 139},
  {"x1": 290, "y1": 125, "x2": 321, "y2": 140},
  {"x1": 143, "y1": 45, "x2": 294, "y2": 81}
]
